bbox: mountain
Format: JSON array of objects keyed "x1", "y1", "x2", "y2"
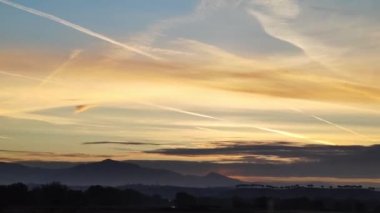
[{"x1": 0, "y1": 159, "x2": 242, "y2": 187}]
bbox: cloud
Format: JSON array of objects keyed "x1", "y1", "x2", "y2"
[
  {"x1": 2, "y1": 141, "x2": 380, "y2": 181},
  {"x1": 82, "y1": 141, "x2": 159, "y2": 146},
  {"x1": 248, "y1": 0, "x2": 344, "y2": 73},
  {"x1": 128, "y1": 0, "x2": 243, "y2": 47},
  {"x1": 147, "y1": 141, "x2": 380, "y2": 178},
  {"x1": 74, "y1": 104, "x2": 97, "y2": 114},
  {"x1": 0, "y1": 149, "x2": 122, "y2": 161},
  {"x1": 1, "y1": 0, "x2": 380, "y2": 166},
  {"x1": 206, "y1": 68, "x2": 380, "y2": 104},
  {"x1": 247, "y1": 0, "x2": 380, "y2": 88},
  {"x1": 148, "y1": 141, "x2": 379, "y2": 160},
  {"x1": 251, "y1": 0, "x2": 300, "y2": 19}
]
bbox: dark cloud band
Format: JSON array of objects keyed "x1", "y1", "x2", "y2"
[{"x1": 83, "y1": 141, "x2": 159, "y2": 146}]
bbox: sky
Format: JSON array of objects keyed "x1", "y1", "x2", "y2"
[{"x1": 0, "y1": 0, "x2": 380, "y2": 185}]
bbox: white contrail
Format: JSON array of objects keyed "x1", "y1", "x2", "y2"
[
  {"x1": 0, "y1": 70, "x2": 58, "y2": 83},
  {"x1": 0, "y1": 135, "x2": 10, "y2": 140},
  {"x1": 291, "y1": 107, "x2": 375, "y2": 141},
  {"x1": 311, "y1": 114, "x2": 375, "y2": 141},
  {"x1": 253, "y1": 126, "x2": 308, "y2": 140},
  {"x1": 0, "y1": 0, "x2": 161, "y2": 61},
  {"x1": 39, "y1": 49, "x2": 82, "y2": 87},
  {"x1": 72, "y1": 100, "x2": 330, "y2": 144},
  {"x1": 143, "y1": 102, "x2": 224, "y2": 121},
  {"x1": 140, "y1": 102, "x2": 329, "y2": 144}
]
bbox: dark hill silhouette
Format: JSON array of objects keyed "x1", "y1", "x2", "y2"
[{"x1": 0, "y1": 160, "x2": 242, "y2": 187}]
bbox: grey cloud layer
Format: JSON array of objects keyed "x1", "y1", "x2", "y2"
[
  {"x1": 6, "y1": 141, "x2": 380, "y2": 179},
  {"x1": 0, "y1": 149, "x2": 117, "y2": 159},
  {"x1": 82, "y1": 141, "x2": 159, "y2": 146},
  {"x1": 146, "y1": 142, "x2": 380, "y2": 178}
]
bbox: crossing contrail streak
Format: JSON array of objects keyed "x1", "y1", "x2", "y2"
[
  {"x1": 0, "y1": 135, "x2": 10, "y2": 140},
  {"x1": 39, "y1": 50, "x2": 82, "y2": 87},
  {"x1": 140, "y1": 102, "x2": 328, "y2": 144},
  {"x1": 143, "y1": 102, "x2": 224, "y2": 121},
  {"x1": 0, "y1": 0, "x2": 161, "y2": 61},
  {"x1": 291, "y1": 107, "x2": 374, "y2": 141},
  {"x1": 0, "y1": 1, "x2": 338, "y2": 145},
  {"x1": 0, "y1": 70, "x2": 56, "y2": 83},
  {"x1": 252, "y1": 126, "x2": 308, "y2": 140},
  {"x1": 310, "y1": 114, "x2": 375, "y2": 141}
]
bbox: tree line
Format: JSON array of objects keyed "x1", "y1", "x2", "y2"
[
  {"x1": 0, "y1": 182, "x2": 167, "y2": 208},
  {"x1": 1, "y1": 182, "x2": 380, "y2": 212}
]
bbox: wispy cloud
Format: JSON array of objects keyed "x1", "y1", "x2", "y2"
[
  {"x1": 248, "y1": 0, "x2": 344, "y2": 73},
  {"x1": 247, "y1": 0, "x2": 380, "y2": 89},
  {"x1": 128, "y1": 0, "x2": 243, "y2": 47}
]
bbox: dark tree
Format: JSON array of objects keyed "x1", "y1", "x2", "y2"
[{"x1": 174, "y1": 192, "x2": 197, "y2": 209}]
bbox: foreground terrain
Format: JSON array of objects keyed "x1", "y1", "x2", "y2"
[{"x1": 1, "y1": 182, "x2": 379, "y2": 213}]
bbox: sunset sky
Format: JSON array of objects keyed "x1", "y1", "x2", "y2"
[{"x1": 1, "y1": 0, "x2": 380, "y2": 184}]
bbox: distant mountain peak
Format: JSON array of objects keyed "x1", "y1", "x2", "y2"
[
  {"x1": 206, "y1": 172, "x2": 224, "y2": 177},
  {"x1": 0, "y1": 160, "x2": 242, "y2": 187},
  {"x1": 101, "y1": 159, "x2": 118, "y2": 163},
  {"x1": 96, "y1": 159, "x2": 128, "y2": 166},
  {"x1": 205, "y1": 172, "x2": 235, "y2": 180},
  {"x1": 85, "y1": 159, "x2": 140, "y2": 169},
  {"x1": 0, "y1": 161, "x2": 27, "y2": 169}
]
